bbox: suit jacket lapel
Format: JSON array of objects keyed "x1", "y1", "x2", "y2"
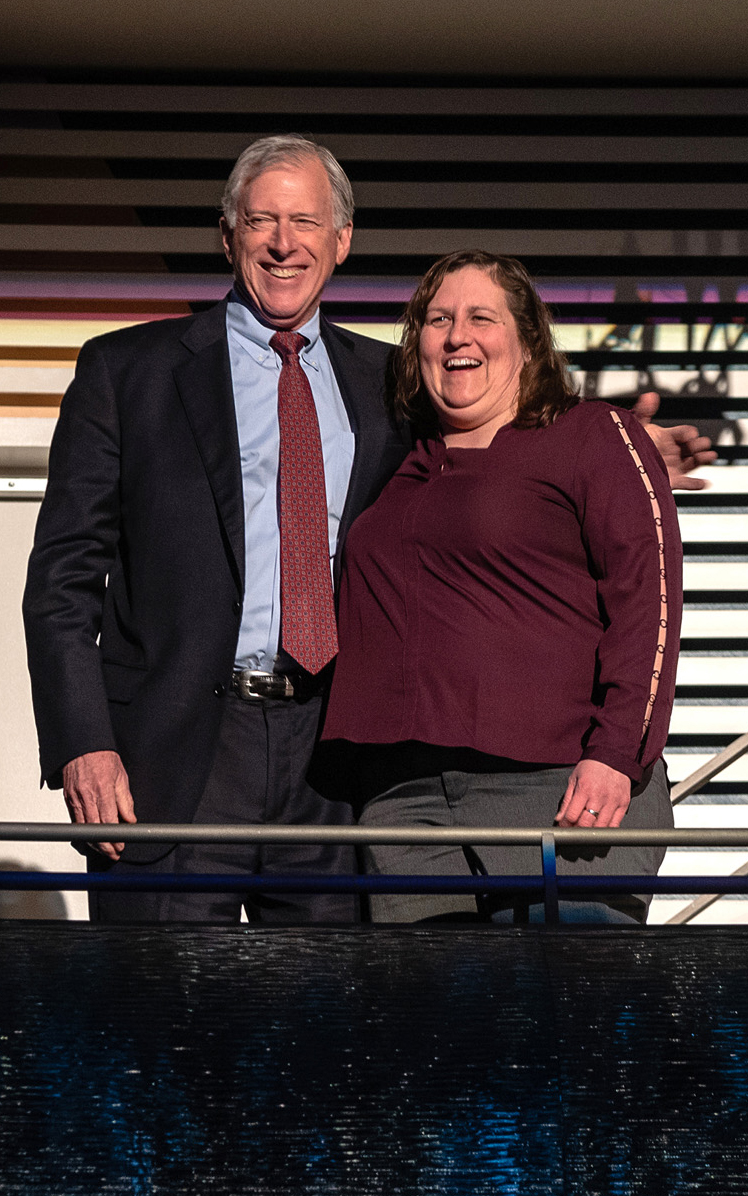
[{"x1": 173, "y1": 299, "x2": 245, "y2": 590}]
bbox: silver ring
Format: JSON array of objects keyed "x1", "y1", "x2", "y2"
[{"x1": 585, "y1": 807, "x2": 600, "y2": 817}]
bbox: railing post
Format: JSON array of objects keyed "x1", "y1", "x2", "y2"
[{"x1": 541, "y1": 833, "x2": 559, "y2": 924}]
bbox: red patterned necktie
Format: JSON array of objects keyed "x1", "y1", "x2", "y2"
[{"x1": 270, "y1": 330, "x2": 339, "y2": 675}]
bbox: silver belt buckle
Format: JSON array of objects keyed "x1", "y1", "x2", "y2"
[{"x1": 233, "y1": 669, "x2": 294, "y2": 701}]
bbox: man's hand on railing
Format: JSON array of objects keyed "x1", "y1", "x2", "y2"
[
  {"x1": 555, "y1": 759, "x2": 631, "y2": 829},
  {"x1": 633, "y1": 391, "x2": 717, "y2": 490},
  {"x1": 62, "y1": 750, "x2": 137, "y2": 861}
]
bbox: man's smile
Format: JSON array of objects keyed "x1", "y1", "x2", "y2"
[{"x1": 265, "y1": 265, "x2": 305, "y2": 278}]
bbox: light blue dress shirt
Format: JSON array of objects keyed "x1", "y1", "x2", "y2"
[{"x1": 226, "y1": 293, "x2": 355, "y2": 671}]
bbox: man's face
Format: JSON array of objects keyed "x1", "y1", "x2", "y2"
[{"x1": 220, "y1": 159, "x2": 353, "y2": 330}]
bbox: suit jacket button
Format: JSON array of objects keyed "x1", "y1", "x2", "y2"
[
  {"x1": 233, "y1": 600, "x2": 241, "y2": 615},
  {"x1": 214, "y1": 683, "x2": 226, "y2": 697}
]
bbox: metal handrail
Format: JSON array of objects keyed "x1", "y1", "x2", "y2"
[
  {"x1": 3, "y1": 872, "x2": 748, "y2": 897},
  {"x1": 3, "y1": 823, "x2": 748, "y2": 924},
  {"x1": 4, "y1": 824, "x2": 748, "y2": 846},
  {"x1": 670, "y1": 731, "x2": 748, "y2": 805}
]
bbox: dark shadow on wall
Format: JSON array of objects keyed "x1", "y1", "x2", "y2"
[{"x1": 0, "y1": 860, "x2": 68, "y2": 920}]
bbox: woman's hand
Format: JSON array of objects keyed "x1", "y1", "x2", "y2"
[{"x1": 555, "y1": 759, "x2": 632, "y2": 828}]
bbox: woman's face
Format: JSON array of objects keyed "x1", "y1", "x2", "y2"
[{"x1": 418, "y1": 266, "x2": 527, "y2": 441}]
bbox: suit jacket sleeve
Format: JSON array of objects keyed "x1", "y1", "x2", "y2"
[{"x1": 23, "y1": 336, "x2": 122, "y2": 786}]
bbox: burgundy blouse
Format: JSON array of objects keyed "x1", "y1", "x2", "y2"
[{"x1": 322, "y1": 402, "x2": 683, "y2": 783}]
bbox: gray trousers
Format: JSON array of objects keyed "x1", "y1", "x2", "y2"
[{"x1": 358, "y1": 752, "x2": 673, "y2": 924}]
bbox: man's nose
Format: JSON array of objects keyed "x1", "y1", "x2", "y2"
[{"x1": 267, "y1": 219, "x2": 297, "y2": 257}]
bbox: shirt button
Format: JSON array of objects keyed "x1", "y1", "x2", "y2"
[
  {"x1": 232, "y1": 600, "x2": 241, "y2": 615},
  {"x1": 213, "y1": 683, "x2": 226, "y2": 697}
]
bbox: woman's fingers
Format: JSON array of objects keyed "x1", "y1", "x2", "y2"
[{"x1": 556, "y1": 760, "x2": 631, "y2": 828}]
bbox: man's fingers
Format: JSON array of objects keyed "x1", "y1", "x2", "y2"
[
  {"x1": 672, "y1": 428, "x2": 714, "y2": 454},
  {"x1": 644, "y1": 420, "x2": 716, "y2": 489},
  {"x1": 89, "y1": 840, "x2": 124, "y2": 860},
  {"x1": 114, "y1": 776, "x2": 137, "y2": 824},
  {"x1": 64, "y1": 791, "x2": 123, "y2": 858},
  {"x1": 631, "y1": 391, "x2": 660, "y2": 425},
  {"x1": 668, "y1": 426, "x2": 716, "y2": 458},
  {"x1": 669, "y1": 430, "x2": 716, "y2": 489},
  {"x1": 63, "y1": 793, "x2": 89, "y2": 826},
  {"x1": 65, "y1": 797, "x2": 124, "y2": 858},
  {"x1": 673, "y1": 475, "x2": 709, "y2": 492},
  {"x1": 62, "y1": 750, "x2": 134, "y2": 859},
  {"x1": 669, "y1": 423, "x2": 698, "y2": 445}
]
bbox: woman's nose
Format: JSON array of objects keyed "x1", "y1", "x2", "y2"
[{"x1": 444, "y1": 318, "x2": 471, "y2": 348}]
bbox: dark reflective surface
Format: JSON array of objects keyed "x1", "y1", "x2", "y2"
[{"x1": 1, "y1": 925, "x2": 748, "y2": 1193}]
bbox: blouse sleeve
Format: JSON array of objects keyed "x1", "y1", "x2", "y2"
[{"x1": 571, "y1": 405, "x2": 683, "y2": 782}]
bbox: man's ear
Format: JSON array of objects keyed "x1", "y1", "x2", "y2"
[
  {"x1": 335, "y1": 221, "x2": 353, "y2": 267},
  {"x1": 219, "y1": 216, "x2": 234, "y2": 267}
]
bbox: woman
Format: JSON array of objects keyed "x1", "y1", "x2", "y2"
[{"x1": 322, "y1": 251, "x2": 682, "y2": 924}]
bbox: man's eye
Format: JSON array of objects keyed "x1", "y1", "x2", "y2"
[{"x1": 295, "y1": 219, "x2": 319, "y2": 229}]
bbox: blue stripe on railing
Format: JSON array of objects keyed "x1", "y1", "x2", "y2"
[{"x1": 3, "y1": 872, "x2": 748, "y2": 896}]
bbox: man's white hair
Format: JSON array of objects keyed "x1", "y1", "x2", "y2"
[{"x1": 221, "y1": 134, "x2": 354, "y2": 231}]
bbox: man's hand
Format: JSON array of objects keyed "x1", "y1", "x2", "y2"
[
  {"x1": 62, "y1": 750, "x2": 136, "y2": 861},
  {"x1": 555, "y1": 759, "x2": 631, "y2": 829},
  {"x1": 633, "y1": 391, "x2": 717, "y2": 490}
]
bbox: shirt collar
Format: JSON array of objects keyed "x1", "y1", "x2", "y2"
[{"x1": 227, "y1": 288, "x2": 322, "y2": 370}]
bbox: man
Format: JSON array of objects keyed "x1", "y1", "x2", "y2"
[
  {"x1": 23, "y1": 134, "x2": 714, "y2": 923},
  {"x1": 23, "y1": 135, "x2": 410, "y2": 922}
]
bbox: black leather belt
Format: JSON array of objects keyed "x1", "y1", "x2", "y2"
[{"x1": 231, "y1": 668, "x2": 327, "y2": 702}]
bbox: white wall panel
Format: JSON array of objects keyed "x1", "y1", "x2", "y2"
[{"x1": 0, "y1": 499, "x2": 88, "y2": 919}]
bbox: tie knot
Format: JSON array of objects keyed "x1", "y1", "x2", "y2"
[{"x1": 270, "y1": 331, "x2": 307, "y2": 362}]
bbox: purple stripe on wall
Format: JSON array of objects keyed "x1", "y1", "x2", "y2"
[{"x1": 0, "y1": 275, "x2": 747, "y2": 306}]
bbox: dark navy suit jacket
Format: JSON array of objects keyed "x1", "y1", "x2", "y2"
[{"x1": 23, "y1": 298, "x2": 410, "y2": 832}]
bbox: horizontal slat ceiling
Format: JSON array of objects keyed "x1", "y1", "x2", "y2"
[
  {"x1": 1, "y1": 79, "x2": 746, "y2": 308},
  {"x1": 4, "y1": 180, "x2": 748, "y2": 206},
  {"x1": 4, "y1": 130, "x2": 748, "y2": 160},
  {"x1": 4, "y1": 228, "x2": 748, "y2": 256},
  {"x1": 3, "y1": 80, "x2": 748, "y2": 297},
  {"x1": 4, "y1": 84, "x2": 748, "y2": 115}
]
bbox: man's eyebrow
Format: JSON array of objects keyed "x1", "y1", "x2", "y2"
[{"x1": 244, "y1": 208, "x2": 322, "y2": 219}]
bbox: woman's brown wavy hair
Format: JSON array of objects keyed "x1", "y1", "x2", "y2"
[{"x1": 394, "y1": 250, "x2": 579, "y2": 431}]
